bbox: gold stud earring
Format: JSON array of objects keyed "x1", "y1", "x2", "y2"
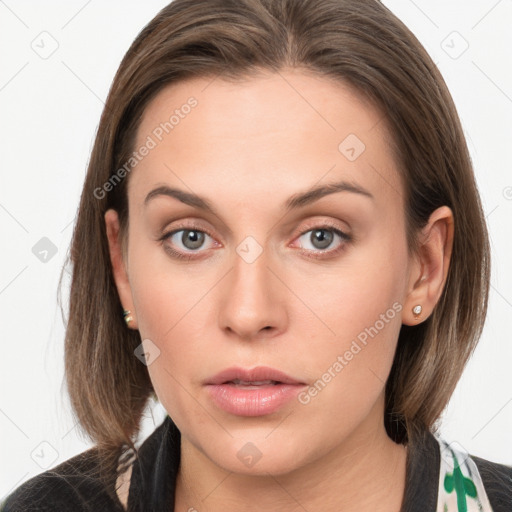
[
  {"x1": 412, "y1": 305, "x2": 422, "y2": 318},
  {"x1": 123, "y1": 309, "x2": 133, "y2": 326}
]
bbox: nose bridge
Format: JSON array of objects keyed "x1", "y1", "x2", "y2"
[{"x1": 217, "y1": 238, "x2": 284, "y2": 338}]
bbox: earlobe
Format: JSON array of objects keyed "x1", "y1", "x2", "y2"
[
  {"x1": 104, "y1": 209, "x2": 138, "y2": 329},
  {"x1": 402, "y1": 206, "x2": 454, "y2": 326}
]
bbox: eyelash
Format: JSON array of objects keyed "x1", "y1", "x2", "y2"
[{"x1": 159, "y1": 221, "x2": 352, "y2": 261}]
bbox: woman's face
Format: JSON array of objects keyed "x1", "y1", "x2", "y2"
[{"x1": 108, "y1": 69, "x2": 422, "y2": 475}]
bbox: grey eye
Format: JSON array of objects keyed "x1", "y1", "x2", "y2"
[
  {"x1": 168, "y1": 229, "x2": 210, "y2": 251},
  {"x1": 298, "y1": 228, "x2": 338, "y2": 251}
]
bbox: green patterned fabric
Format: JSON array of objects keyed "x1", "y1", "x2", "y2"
[{"x1": 437, "y1": 437, "x2": 494, "y2": 511}]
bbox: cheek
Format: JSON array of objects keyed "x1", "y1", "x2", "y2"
[
  {"x1": 291, "y1": 234, "x2": 407, "y2": 407},
  {"x1": 127, "y1": 242, "x2": 217, "y2": 412},
  {"x1": 128, "y1": 227, "x2": 199, "y2": 339},
  {"x1": 130, "y1": 264, "x2": 205, "y2": 360},
  {"x1": 294, "y1": 288, "x2": 403, "y2": 439},
  {"x1": 131, "y1": 272, "x2": 202, "y2": 418},
  {"x1": 292, "y1": 233, "x2": 407, "y2": 348}
]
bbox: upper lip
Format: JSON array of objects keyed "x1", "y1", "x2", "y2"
[{"x1": 204, "y1": 366, "x2": 306, "y2": 385}]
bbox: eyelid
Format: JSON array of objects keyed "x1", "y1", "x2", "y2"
[{"x1": 294, "y1": 218, "x2": 350, "y2": 237}]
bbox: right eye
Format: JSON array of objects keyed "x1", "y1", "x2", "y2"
[{"x1": 160, "y1": 225, "x2": 218, "y2": 260}]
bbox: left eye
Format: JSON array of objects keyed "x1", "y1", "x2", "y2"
[
  {"x1": 164, "y1": 229, "x2": 215, "y2": 252},
  {"x1": 297, "y1": 227, "x2": 349, "y2": 252}
]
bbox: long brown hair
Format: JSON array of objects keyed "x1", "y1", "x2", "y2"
[{"x1": 60, "y1": 0, "x2": 490, "y2": 491}]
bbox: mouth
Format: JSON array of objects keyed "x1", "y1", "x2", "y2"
[
  {"x1": 203, "y1": 366, "x2": 307, "y2": 416},
  {"x1": 223, "y1": 379, "x2": 281, "y2": 388},
  {"x1": 204, "y1": 366, "x2": 306, "y2": 386}
]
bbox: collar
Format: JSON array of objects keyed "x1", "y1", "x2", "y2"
[{"x1": 127, "y1": 415, "x2": 180, "y2": 511}]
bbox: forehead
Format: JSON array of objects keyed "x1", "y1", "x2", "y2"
[{"x1": 128, "y1": 68, "x2": 403, "y2": 213}]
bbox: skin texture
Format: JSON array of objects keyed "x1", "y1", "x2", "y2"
[{"x1": 105, "y1": 68, "x2": 454, "y2": 512}]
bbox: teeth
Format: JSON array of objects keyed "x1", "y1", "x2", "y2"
[{"x1": 230, "y1": 379, "x2": 277, "y2": 385}]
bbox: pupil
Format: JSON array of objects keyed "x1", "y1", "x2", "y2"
[{"x1": 312, "y1": 229, "x2": 333, "y2": 249}]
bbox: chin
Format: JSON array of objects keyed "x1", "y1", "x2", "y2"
[{"x1": 203, "y1": 432, "x2": 313, "y2": 477}]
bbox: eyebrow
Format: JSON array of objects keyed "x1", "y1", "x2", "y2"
[{"x1": 143, "y1": 179, "x2": 374, "y2": 216}]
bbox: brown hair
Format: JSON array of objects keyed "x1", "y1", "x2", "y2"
[{"x1": 60, "y1": 0, "x2": 490, "y2": 491}]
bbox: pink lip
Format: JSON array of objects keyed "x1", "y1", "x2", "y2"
[
  {"x1": 204, "y1": 366, "x2": 305, "y2": 386},
  {"x1": 204, "y1": 366, "x2": 307, "y2": 417}
]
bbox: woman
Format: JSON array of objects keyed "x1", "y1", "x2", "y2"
[{"x1": 2, "y1": 0, "x2": 511, "y2": 511}]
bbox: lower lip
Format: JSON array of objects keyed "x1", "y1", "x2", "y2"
[{"x1": 205, "y1": 382, "x2": 306, "y2": 416}]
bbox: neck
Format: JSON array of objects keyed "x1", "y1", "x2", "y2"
[{"x1": 174, "y1": 408, "x2": 407, "y2": 512}]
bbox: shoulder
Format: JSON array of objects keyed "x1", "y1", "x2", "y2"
[
  {"x1": 471, "y1": 454, "x2": 512, "y2": 511},
  {"x1": 0, "y1": 446, "x2": 125, "y2": 512}
]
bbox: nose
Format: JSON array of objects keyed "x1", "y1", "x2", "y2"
[{"x1": 217, "y1": 247, "x2": 287, "y2": 341}]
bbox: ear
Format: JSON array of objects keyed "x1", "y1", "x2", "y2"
[
  {"x1": 104, "y1": 209, "x2": 138, "y2": 329},
  {"x1": 402, "y1": 206, "x2": 454, "y2": 325}
]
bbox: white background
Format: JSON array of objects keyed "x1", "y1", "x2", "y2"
[{"x1": 1, "y1": 0, "x2": 511, "y2": 498}]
